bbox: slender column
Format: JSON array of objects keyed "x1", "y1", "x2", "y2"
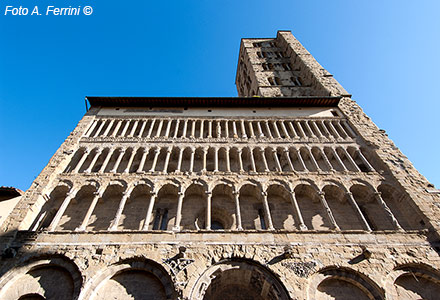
[
  {"x1": 85, "y1": 120, "x2": 98, "y2": 137},
  {"x1": 173, "y1": 120, "x2": 181, "y2": 138},
  {"x1": 257, "y1": 121, "x2": 264, "y2": 138},
  {"x1": 48, "y1": 190, "x2": 77, "y2": 231},
  {"x1": 217, "y1": 121, "x2": 222, "y2": 138},
  {"x1": 155, "y1": 120, "x2": 164, "y2": 137},
  {"x1": 375, "y1": 192, "x2": 403, "y2": 230},
  {"x1": 279, "y1": 121, "x2": 290, "y2": 138},
  {"x1": 99, "y1": 149, "x2": 114, "y2": 173},
  {"x1": 320, "y1": 120, "x2": 331, "y2": 137},
  {"x1": 232, "y1": 121, "x2": 238, "y2": 138},
  {"x1": 110, "y1": 149, "x2": 126, "y2": 173},
  {"x1": 346, "y1": 192, "x2": 372, "y2": 231},
  {"x1": 249, "y1": 148, "x2": 257, "y2": 172},
  {"x1": 320, "y1": 148, "x2": 334, "y2": 171},
  {"x1": 334, "y1": 120, "x2": 348, "y2": 138},
  {"x1": 173, "y1": 191, "x2": 185, "y2": 230},
  {"x1": 206, "y1": 191, "x2": 212, "y2": 229},
  {"x1": 290, "y1": 192, "x2": 307, "y2": 230},
  {"x1": 207, "y1": 121, "x2": 213, "y2": 138},
  {"x1": 264, "y1": 121, "x2": 273, "y2": 138},
  {"x1": 214, "y1": 148, "x2": 219, "y2": 172},
  {"x1": 182, "y1": 119, "x2": 188, "y2": 138},
  {"x1": 272, "y1": 149, "x2": 282, "y2": 171},
  {"x1": 176, "y1": 148, "x2": 184, "y2": 172},
  {"x1": 103, "y1": 120, "x2": 115, "y2": 136},
  {"x1": 146, "y1": 119, "x2": 156, "y2": 138},
  {"x1": 111, "y1": 120, "x2": 123, "y2": 137},
  {"x1": 190, "y1": 120, "x2": 196, "y2": 138},
  {"x1": 307, "y1": 148, "x2": 320, "y2": 171},
  {"x1": 225, "y1": 148, "x2": 231, "y2": 172},
  {"x1": 149, "y1": 148, "x2": 160, "y2": 172},
  {"x1": 137, "y1": 148, "x2": 149, "y2": 173},
  {"x1": 288, "y1": 121, "x2": 299, "y2": 138},
  {"x1": 319, "y1": 192, "x2": 340, "y2": 230},
  {"x1": 72, "y1": 149, "x2": 90, "y2": 173},
  {"x1": 342, "y1": 148, "x2": 361, "y2": 172},
  {"x1": 272, "y1": 121, "x2": 281, "y2": 138},
  {"x1": 296, "y1": 149, "x2": 307, "y2": 171},
  {"x1": 123, "y1": 149, "x2": 137, "y2": 173},
  {"x1": 249, "y1": 122, "x2": 256, "y2": 138},
  {"x1": 240, "y1": 120, "x2": 247, "y2": 138},
  {"x1": 129, "y1": 120, "x2": 139, "y2": 137},
  {"x1": 295, "y1": 121, "x2": 307, "y2": 138},
  {"x1": 201, "y1": 148, "x2": 207, "y2": 172},
  {"x1": 138, "y1": 120, "x2": 147, "y2": 137},
  {"x1": 261, "y1": 192, "x2": 274, "y2": 230},
  {"x1": 237, "y1": 149, "x2": 244, "y2": 172},
  {"x1": 189, "y1": 148, "x2": 195, "y2": 172},
  {"x1": 77, "y1": 190, "x2": 102, "y2": 231},
  {"x1": 93, "y1": 120, "x2": 106, "y2": 137},
  {"x1": 233, "y1": 191, "x2": 243, "y2": 230},
  {"x1": 303, "y1": 121, "x2": 315, "y2": 137},
  {"x1": 331, "y1": 148, "x2": 347, "y2": 171},
  {"x1": 109, "y1": 191, "x2": 131, "y2": 231},
  {"x1": 120, "y1": 120, "x2": 131, "y2": 137},
  {"x1": 163, "y1": 148, "x2": 172, "y2": 173},
  {"x1": 260, "y1": 149, "x2": 269, "y2": 172},
  {"x1": 199, "y1": 120, "x2": 204, "y2": 138},
  {"x1": 84, "y1": 149, "x2": 102, "y2": 173},
  {"x1": 327, "y1": 121, "x2": 341, "y2": 139},
  {"x1": 284, "y1": 149, "x2": 295, "y2": 171},
  {"x1": 310, "y1": 121, "x2": 323, "y2": 138},
  {"x1": 164, "y1": 120, "x2": 172, "y2": 138},
  {"x1": 356, "y1": 149, "x2": 374, "y2": 171},
  {"x1": 143, "y1": 192, "x2": 158, "y2": 230},
  {"x1": 341, "y1": 120, "x2": 357, "y2": 137}
]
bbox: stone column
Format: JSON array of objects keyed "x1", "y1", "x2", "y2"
[
  {"x1": 272, "y1": 149, "x2": 282, "y2": 171},
  {"x1": 164, "y1": 120, "x2": 172, "y2": 138},
  {"x1": 109, "y1": 190, "x2": 131, "y2": 231},
  {"x1": 307, "y1": 148, "x2": 320, "y2": 171},
  {"x1": 296, "y1": 149, "x2": 307, "y2": 171},
  {"x1": 207, "y1": 121, "x2": 212, "y2": 138},
  {"x1": 225, "y1": 148, "x2": 231, "y2": 172},
  {"x1": 142, "y1": 192, "x2": 158, "y2": 230},
  {"x1": 190, "y1": 120, "x2": 196, "y2": 138},
  {"x1": 163, "y1": 148, "x2": 172, "y2": 173},
  {"x1": 173, "y1": 190, "x2": 185, "y2": 231},
  {"x1": 320, "y1": 120, "x2": 331, "y2": 137},
  {"x1": 304, "y1": 121, "x2": 316, "y2": 138},
  {"x1": 217, "y1": 121, "x2": 223, "y2": 138},
  {"x1": 256, "y1": 121, "x2": 264, "y2": 138},
  {"x1": 240, "y1": 120, "x2": 247, "y2": 138},
  {"x1": 136, "y1": 148, "x2": 149, "y2": 173},
  {"x1": 48, "y1": 190, "x2": 77, "y2": 231},
  {"x1": 284, "y1": 149, "x2": 295, "y2": 172},
  {"x1": 123, "y1": 149, "x2": 137, "y2": 173},
  {"x1": 295, "y1": 121, "x2": 307, "y2": 138},
  {"x1": 99, "y1": 148, "x2": 114, "y2": 173},
  {"x1": 103, "y1": 119, "x2": 115, "y2": 136},
  {"x1": 375, "y1": 192, "x2": 403, "y2": 230},
  {"x1": 214, "y1": 148, "x2": 219, "y2": 172},
  {"x1": 334, "y1": 120, "x2": 348, "y2": 139},
  {"x1": 76, "y1": 190, "x2": 102, "y2": 231},
  {"x1": 199, "y1": 120, "x2": 204, "y2": 138},
  {"x1": 111, "y1": 120, "x2": 123, "y2": 137},
  {"x1": 342, "y1": 148, "x2": 361, "y2": 172},
  {"x1": 279, "y1": 121, "x2": 290, "y2": 138},
  {"x1": 261, "y1": 192, "x2": 274, "y2": 230},
  {"x1": 201, "y1": 148, "x2": 207, "y2": 172},
  {"x1": 287, "y1": 121, "x2": 298, "y2": 138},
  {"x1": 341, "y1": 120, "x2": 357, "y2": 137},
  {"x1": 232, "y1": 121, "x2": 238, "y2": 138},
  {"x1": 249, "y1": 148, "x2": 257, "y2": 172},
  {"x1": 155, "y1": 120, "x2": 164, "y2": 137},
  {"x1": 120, "y1": 120, "x2": 131, "y2": 137},
  {"x1": 138, "y1": 120, "x2": 147, "y2": 137},
  {"x1": 264, "y1": 121, "x2": 273, "y2": 138},
  {"x1": 129, "y1": 120, "x2": 139, "y2": 137},
  {"x1": 233, "y1": 191, "x2": 243, "y2": 230},
  {"x1": 327, "y1": 121, "x2": 341, "y2": 139},
  {"x1": 189, "y1": 148, "x2": 195, "y2": 172},
  {"x1": 93, "y1": 120, "x2": 106, "y2": 137},
  {"x1": 149, "y1": 148, "x2": 160, "y2": 172},
  {"x1": 331, "y1": 148, "x2": 347, "y2": 171},
  {"x1": 310, "y1": 121, "x2": 323, "y2": 138},
  {"x1": 248, "y1": 121, "x2": 255, "y2": 138},
  {"x1": 319, "y1": 192, "x2": 340, "y2": 230},
  {"x1": 173, "y1": 120, "x2": 181, "y2": 138},
  {"x1": 320, "y1": 148, "x2": 334, "y2": 171},
  {"x1": 72, "y1": 149, "x2": 90, "y2": 173},
  {"x1": 237, "y1": 149, "x2": 244, "y2": 172},
  {"x1": 176, "y1": 148, "x2": 184, "y2": 172},
  {"x1": 182, "y1": 119, "x2": 188, "y2": 138},
  {"x1": 84, "y1": 149, "x2": 102, "y2": 173},
  {"x1": 290, "y1": 191, "x2": 307, "y2": 230},
  {"x1": 206, "y1": 191, "x2": 212, "y2": 230},
  {"x1": 146, "y1": 119, "x2": 156, "y2": 138},
  {"x1": 356, "y1": 149, "x2": 374, "y2": 171},
  {"x1": 260, "y1": 149, "x2": 269, "y2": 172},
  {"x1": 346, "y1": 192, "x2": 372, "y2": 231},
  {"x1": 272, "y1": 121, "x2": 281, "y2": 138},
  {"x1": 110, "y1": 149, "x2": 126, "y2": 173},
  {"x1": 85, "y1": 120, "x2": 98, "y2": 137}
]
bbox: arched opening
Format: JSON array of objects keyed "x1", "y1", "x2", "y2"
[
  {"x1": 88, "y1": 184, "x2": 124, "y2": 231},
  {"x1": 120, "y1": 184, "x2": 152, "y2": 230},
  {"x1": 181, "y1": 184, "x2": 206, "y2": 230},
  {"x1": 239, "y1": 184, "x2": 264, "y2": 230},
  {"x1": 393, "y1": 265, "x2": 440, "y2": 300},
  {"x1": 152, "y1": 184, "x2": 178, "y2": 230},
  {"x1": 211, "y1": 184, "x2": 235, "y2": 230},
  {"x1": 267, "y1": 184, "x2": 296, "y2": 230},
  {"x1": 294, "y1": 184, "x2": 331, "y2": 230}
]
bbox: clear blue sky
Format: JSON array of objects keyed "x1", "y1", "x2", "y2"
[{"x1": 1, "y1": 1, "x2": 439, "y2": 191}]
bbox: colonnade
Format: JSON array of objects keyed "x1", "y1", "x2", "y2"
[
  {"x1": 84, "y1": 117, "x2": 356, "y2": 141},
  {"x1": 36, "y1": 179, "x2": 424, "y2": 233},
  {"x1": 65, "y1": 145, "x2": 376, "y2": 174}
]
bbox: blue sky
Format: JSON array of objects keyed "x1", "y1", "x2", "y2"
[{"x1": 1, "y1": 1, "x2": 439, "y2": 190}]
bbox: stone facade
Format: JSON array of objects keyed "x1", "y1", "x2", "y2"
[{"x1": 1, "y1": 31, "x2": 439, "y2": 300}]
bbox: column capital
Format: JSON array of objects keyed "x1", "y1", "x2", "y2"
[
  {"x1": 205, "y1": 191, "x2": 212, "y2": 196},
  {"x1": 261, "y1": 191, "x2": 268, "y2": 197}
]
